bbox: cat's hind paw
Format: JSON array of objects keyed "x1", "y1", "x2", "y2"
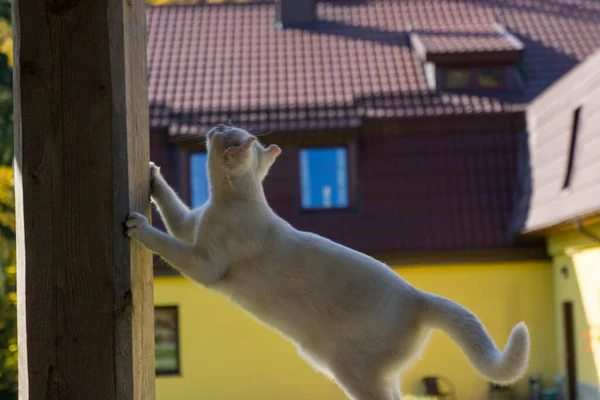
[{"x1": 125, "y1": 212, "x2": 149, "y2": 239}]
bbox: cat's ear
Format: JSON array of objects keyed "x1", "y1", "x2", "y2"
[
  {"x1": 225, "y1": 136, "x2": 256, "y2": 157},
  {"x1": 266, "y1": 145, "x2": 281, "y2": 162}
]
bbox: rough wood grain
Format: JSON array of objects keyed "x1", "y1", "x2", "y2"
[{"x1": 13, "y1": 0, "x2": 155, "y2": 398}]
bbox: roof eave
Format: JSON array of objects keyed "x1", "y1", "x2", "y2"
[{"x1": 519, "y1": 210, "x2": 600, "y2": 238}]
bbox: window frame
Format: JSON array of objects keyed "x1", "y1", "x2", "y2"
[
  {"x1": 154, "y1": 305, "x2": 181, "y2": 377},
  {"x1": 297, "y1": 141, "x2": 358, "y2": 214}
]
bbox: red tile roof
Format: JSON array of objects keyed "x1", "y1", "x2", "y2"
[{"x1": 146, "y1": 0, "x2": 600, "y2": 135}]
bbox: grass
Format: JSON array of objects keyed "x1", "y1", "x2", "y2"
[{"x1": 155, "y1": 342, "x2": 178, "y2": 371}]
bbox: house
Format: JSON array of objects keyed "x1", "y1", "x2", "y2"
[
  {"x1": 146, "y1": 0, "x2": 600, "y2": 398},
  {"x1": 516, "y1": 49, "x2": 600, "y2": 400}
]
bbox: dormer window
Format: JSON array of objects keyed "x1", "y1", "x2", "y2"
[
  {"x1": 441, "y1": 67, "x2": 510, "y2": 91},
  {"x1": 410, "y1": 23, "x2": 524, "y2": 93}
]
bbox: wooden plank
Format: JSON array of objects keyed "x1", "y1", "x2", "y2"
[{"x1": 12, "y1": 0, "x2": 155, "y2": 398}]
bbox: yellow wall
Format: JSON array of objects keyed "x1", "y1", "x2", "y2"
[
  {"x1": 547, "y1": 224, "x2": 600, "y2": 391},
  {"x1": 154, "y1": 261, "x2": 556, "y2": 400}
]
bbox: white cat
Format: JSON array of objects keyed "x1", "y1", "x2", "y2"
[{"x1": 125, "y1": 125, "x2": 530, "y2": 400}]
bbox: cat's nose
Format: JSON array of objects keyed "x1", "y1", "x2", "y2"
[{"x1": 207, "y1": 124, "x2": 226, "y2": 139}]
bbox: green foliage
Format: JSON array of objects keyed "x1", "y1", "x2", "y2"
[
  {"x1": 0, "y1": 0, "x2": 16, "y2": 397},
  {"x1": 0, "y1": 166, "x2": 16, "y2": 398}
]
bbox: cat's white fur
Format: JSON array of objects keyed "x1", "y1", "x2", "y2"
[{"x1": 126, "y1": 125, "x2": 530, "y2": 400}]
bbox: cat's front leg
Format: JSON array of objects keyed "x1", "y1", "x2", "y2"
[
  {"x1": 125, "y1": 212, "x2": 226, "y2": 285},
  {"x1": 150, "y1": 162, "x2": 194, "y2": 240}
]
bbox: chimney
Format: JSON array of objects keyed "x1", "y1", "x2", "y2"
[{"x1": 276, "y1": 0, "x2": 316, "y2": 28}]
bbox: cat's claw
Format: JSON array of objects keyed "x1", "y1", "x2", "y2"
[{"x1": 125, "y1": 212, "x2": 149, "y2": 239}]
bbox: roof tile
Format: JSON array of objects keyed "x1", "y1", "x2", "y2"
[{"x1": 147, "y1": 0, "x2": 600, "y2": 134}]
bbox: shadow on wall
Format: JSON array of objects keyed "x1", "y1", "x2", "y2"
[
  {"x1": 512, "y1": 34, "x2": 579, "y2": 102},
  {"x1": 505, "y1": 34, "x2": 579, "y2": 238},
  {"x1": 507, "y1": 130, "x2": 532, "y2": 239}
]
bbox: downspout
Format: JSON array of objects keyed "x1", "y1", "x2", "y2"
[{"x1": 574, "y1": 219, "x2": 600, "y2": 243}]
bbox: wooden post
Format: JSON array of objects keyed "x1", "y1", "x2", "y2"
[{"x1": 12, "y1": 0, "x2": 155, "y2": 398}]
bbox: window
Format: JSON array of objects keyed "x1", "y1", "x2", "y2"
[
  {"x1": 563, "y1": 107, "x2": 582, "y2": 189},
  {"x1": 444, "y1": 70, "x2": 471, "y2": 89},
  {"x1": 155, "y1": 306, "x2": 180, "y2": 375},
  {"x1": 299, "y1": 147, "x2": 349, "y2": 209},
  {"x1": 190, "y1": 152, "x2": 209, "y2": 207},
  {"x1": 440, "y1": 67, "x2": 509, "y2": 91},
  {"x1": 476, "y1": 69, "x2": 505, "y2": 89}
]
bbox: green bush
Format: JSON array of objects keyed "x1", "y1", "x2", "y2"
[
  {"x1": 0, "y1": 0, "x2": 16, "y2": 397},
  {"x1": 0, "y1": 166, "x2": 16, "y2": 398}
]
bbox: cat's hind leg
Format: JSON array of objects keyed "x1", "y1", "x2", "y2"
[
  {"x1": 391, "y1": 378, "x2": 402, "y2": 400},
  {"x1": 330, "y1": 358, "x2": 396, "y2": 400},
  {"x1": 296, "y1": 346, "x2": 334, "y2": 380}
]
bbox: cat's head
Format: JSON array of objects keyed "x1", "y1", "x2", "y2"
[{"x1": 206, "y1": 124, "x2": 281, "y2": 182}]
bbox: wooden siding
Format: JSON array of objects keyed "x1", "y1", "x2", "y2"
[{"x1": 520, "y1": 50, "x2": 600, "y2": 233}]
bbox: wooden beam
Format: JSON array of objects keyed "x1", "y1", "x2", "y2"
[{"x1": 12, "y1": 0, "x2": 155, "y2": 398}]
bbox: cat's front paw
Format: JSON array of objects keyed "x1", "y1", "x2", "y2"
[
  {"x1": 125, "y1": 212, "x2": 149, "y2": 239},
  {"x1": 150, "y1": 162, "x2": 161, "y2": 177},
  {"x1": 149, "y1": 162, "x2": 163, "y2": 195}
]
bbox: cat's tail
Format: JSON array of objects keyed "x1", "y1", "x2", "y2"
[{"x1": 422, "y1": 292, "x2": 530, "y2": 384}]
